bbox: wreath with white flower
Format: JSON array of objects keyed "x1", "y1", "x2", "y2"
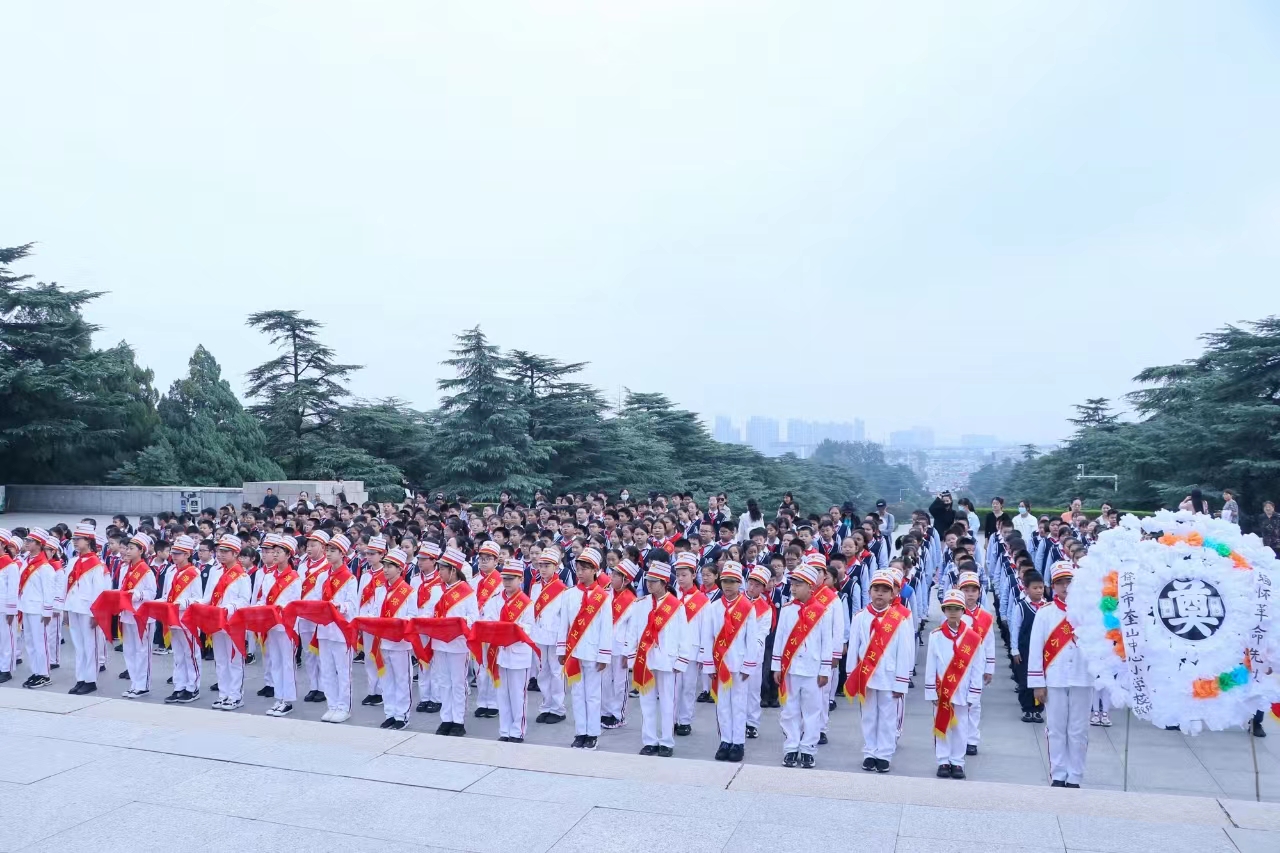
[{"x1": 1070, "y1": 511, "x2": 1280, "y2": 731}]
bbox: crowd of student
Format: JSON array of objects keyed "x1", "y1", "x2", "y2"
[{"x1": 0, "y1": 487, "x2": 1266, "y2": 786}]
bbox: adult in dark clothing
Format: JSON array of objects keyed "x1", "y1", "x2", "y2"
[
  {"x1": 262, "y1": 488, "x2": 280, "y2": 511},
  {"x1": 982, "y1": 496, "x2": 1011, "y2": 538},
  {"x1": 928, "y1": 491, "x2": 956, "y2": 532}
]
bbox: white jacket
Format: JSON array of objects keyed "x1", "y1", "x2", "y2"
[
  {"x1": 430, "y1": 580, "x2": 477, "y2": 654},
  {"x1": 610, "y1": 590, "x2": 643, "y2": 658},
  {"x1": 629, "y1": 593, "x2": 694, "y2": 673},
  {"x1": 161, "y1": 565, "x2": 203, "y2": 610},
  {"x1": 1026, "y1": 600, "x2": 1089, "y2": 688},
  {"x1": 925, "y1": 624, "x2": 984, "y2": 707},
  {"x1": 0, "y1": 558, "x2": 17, "y2": 616},
  {"x1": 849, "y1": 605, "x2": 915, "y2": 693},
  {"x1": 16, "y1": 556, "x2": 57, "y2": 616},
  {"x1": 378, "y1": 579, "x2": 418, "y2": 652},
  {"x1": 201, "y1": 564, "x2": 252, "y2": 615},
  {"x1": 314, "y1": 570, "x2": 356, "y2": 644},
  {"x1": 771, "y1": 600, "x2": 833, "y2": 679},
  {"x1": 700, "y1": 594, "x2": 762, "y2": 676},
  {"x1": 357, "y1": 570, "x2": 387, "y2": 619},
  {"x1": 481, "y1": 591, "x2": 536, "y2": 669},
  {"x1": 119, "y1": 560, "x2": 157, "y2": 621},
  {"x1": 529, "y1": 578, "x2": 570, "y2": 647},
  {"x1": 63, "y1": 554, "x2": 111, "y2": 615},
  {"x1": 557, "y1": 584, "x2": 613, "y2": 664},
  {"x1": 962, "y1": 606, "x2": 997, "y2": 676}
]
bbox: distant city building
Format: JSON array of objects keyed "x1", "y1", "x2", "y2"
[
  {"x1": 853, "y1": 418, "x2": 866, "y2": 442},
  {"x1": 745, "y1": 416, "x2": 780, "y2": 455},
  {"x1": 960, "y1": 434, "x2": 998, "y2": 448},
  {"x1": 889, "y1": 426, "x2": 935, "y2": 449},
  {"x1": 713, "y1": 415, "x2": 741, "y2": 444}
]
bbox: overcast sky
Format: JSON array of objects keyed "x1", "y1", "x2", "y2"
[{"x1": 3, "y1": 2, "x2": 1277, "y2": 446}]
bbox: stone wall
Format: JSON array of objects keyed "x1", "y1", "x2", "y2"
[
  {"x1": 241, "y1": 481, "x2": 368, "y2": 507},
  {"x1": 4, "y1": 485, "x2": 243, "y2": 515}
]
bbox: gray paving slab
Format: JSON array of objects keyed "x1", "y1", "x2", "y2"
[
  {"x1": 0, "y1": 733, "x2": 116, "y2": 784},
  {"x1": 547, "y1": 807, "x2": 738, "y2": 853},
  {"x1": 1226, "y1": 826, "x2": 1280, "y2": 853},
  {"x1": 898, "y1": 805, "x2": 1065, "y2": 848},
  {"x1": 0, "y1": 782, "x2": 131, "y2": 852},
  {"x1": 1056, "y1": 814, "x2": 1237, "y2": 853},
  {"x1": 253, "y1": 774, "x2": 457, "y2": 843},
  {"x1": 895, "y1": 840, "x2": 1065, "y2": 853},
  {"x1": 428, "y1": 792, "x2": 593, "y2": 853},
  {"x1": 724, "y1": 819, "x2": 898, "y2": 853},
  {"x1": 350, "y1": 753, "x2": 496, "y2": 791}
]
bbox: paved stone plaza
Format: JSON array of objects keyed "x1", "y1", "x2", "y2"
[{"x1": 0, "y1": 686, "x2": 1277, "y2": 853}]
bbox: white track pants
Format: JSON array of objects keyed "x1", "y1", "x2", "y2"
[
  {"x1": 676, "y1": 666, "x2": 698, "y2": 726},
  {"x1": 778, "y1": 673, "x2": 822, "y2": 755},
  {"x1": 935, "y1": 704, "x2": 972, "y2": 766},
  {"x1": 264, "y1": 629, "x2": 296, "y2": 702},
  {"x1": 476, "y1": 654, "x2": 498, "y2": 710},
  {"x1": 22, "y1": 612, "x2": 50, "y2": 677},
  {"x1": 965, "y1": 693, "x2": 983, "y2": 745},
  {"x1": 640, "y1": 670, "x2": 677, "y2": 748},
  {"x1": 536, "y1": 643, "x2": 565, "y2": 715},
  {"x1": 361, "y1": 632, "x2": 381, "y2": 697},
  {"x1": 1046, "y1": 686, "x2": 1091, "y2": 784},
  {"x1": 0, "y1": 615, "x2": 16, "y2": 673},
  {"x1": 212, "y1": 632, "x2": 243, "y2": 702},
  {"x1": 747, "y1": 664, "x2": 764, "y2": 727},
  {"x1": 120, "y1": 616, "x2": 150, "y2": 692},
  {"x1": 46, "y1": 615, "x2": 61, "y2": 667},
  {"x1": 170, "y1": 626, "x2": 201, "y2": 693},
  {"x1": 569, "y1": 663, "x2": 603, "y2": 736},
  {"x1": 497, "y1": 666, "x2": 529, "y2": 738},
  {"x1": 714, "y1": 672, "x2": 751, "y2": 745},
  {"x1": 68, "y1": 613, "x2": 100, "y2": 684},
  {"x1": 382, "y1": 649, "x2": 412, "y2": 722},
  {"x1": 601, "y1": 654, "x2": 630, "y2": 721},
  {"x1": 435, "y1": 651, "x2": 468, "y2": 724},
  {"x1": 299, "y1": 624, "x2": 321, "y2": 693},
  {"x1": 860, "y1": 688, "x2": 902, "y2": 760},
  {"x1": 319, "y1": 639, "x2": 352, "y2": 713}
]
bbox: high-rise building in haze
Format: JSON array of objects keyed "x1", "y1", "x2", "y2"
[
  {"x1": 746, "y1": 416, "x2": 780, "y2": 455},
  {"x1": 960, "y1": 434, "x2": 998, "y2": 448},
  {"x1": 889, "y1": 426, "x2": 936, "y2": 448},
  {"x1": 713, "y1": 416, "x2": 741, "y2": 444},
  {"x1": 853, "y1": 418, "x2": 866, "y2": 442}
]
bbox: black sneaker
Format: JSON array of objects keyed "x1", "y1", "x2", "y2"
[
  {"x1": 783, "y1": 752, "x2": 799, "y2": 768},
  {"x1": 0, "y1": 672, "x2": 11, "y2": 684},
  {"x1": 166, "y1": 677, "x2": 173, "y2": 685},
  {"x1": 951, "y1": 766, "x2": 966, "y2": 779},
  {"x1": 571, "y1": 735, "x2": 586, "y2": 748},
  {"x1": 274, "y1": 703, "x2": 293, "y2": 716},
  {"x1": 164, "y1": 691, "x2": 182, "y2": 703},
  {"x1": 118, "y1": 670, "x2": 130, "y2": 680},
  {"x1": 875, "y1": 759, "x2": 890, "y2": 773},
  {"x1": 99, "y1": 665, "x2": 106, "y2": 673},
  {"x1": 629, "y1": 688, "x2": 639, "y2": 698},
  {"x1": 1032, "y1": 711, "x2": 1044, "y2": 723},
  {"x1": 353, "y1": 651, "x2": 365, "y2": 663},
  {"x1": 425, "y1": 701, "x2": 442, "y2": 713},
  {"x1": 210, "y1": 683, "x2": 218, "y2": 692},
  {"x1": 656, "y1": 745, "x2": 673, "y2": 757},
  {"x1": 448, "y1": 724, "x2": 466, "y2": 736},
  {"x1": 1252, "y1": 718, "x2": 1267, "y2": 738},
  {"x1": 244, "y1": 653, "x2": 255, "y2": 665},
  {"x1": 535, "y1": 712, "x2": 549, "y2": 724},
  {"x1": 257, "y1": 686, "x2": 275, "y2": 698},
  {"x1": 799, "y1": 753, "x2": 815, "y2": 769},
  {"x1": 370, "y1": 695, "x2": 383, "y2": 707},
  {"x1": 543, "y1": 713, "x2": 564, "y2": 724},
  {"x1": 583, "y1": 736, "x2": 598, "y2": 751},
  {"x1": 600, "y1": 714, "x2": 618, "y2": 728},
  {"x1": 508, "y1": 737, "x2": 523, "y2": 743},
  {"x1": 862, "y1": 757, "x2": 878, "y2": 771},
  {"x1": 69, "y1": 681, "x2": 85, "y2": 695},
  {"x1": 174, "y1": 690, "x2": 196, "y2": 704},
  {"x1": 965, "y1": 744, "x2": 978, "y2": 756},
  {"x1": 50, "y1": 663, "x2": 59, "y2": 670},
  {"x1": 1051, "y1": 779, "x2": 1066, "y2": 787},
  {"x1": 639, "y1": 745, "x2": 658, "y2": 756},
  {"x1": 435, "y1": 722, "x2": 452, "y2": 735},
  {"x1": 498, "y1": 736, "x2": 510, "y2": 742},
  {"x1": 380, "y1": 718, "x2": 396, "y2": 729},
  {"x1": 528, "y1": 678, "x2": 540, "y2": 692},
  {"x1": 696, "y1": 691, "x2": 712, "y2": 703},
  {"x1": 416, "y1": 701, "x2": 431, "y2": 713},
  {"x1": 472, "y1": 706, "x2": 487, "y2": 718},
  {"x1": 1064, "y1": 782, "x2": 1079, "y2": 789},
  {"x1": 828, "y1": 699, "x2": 836, "y2": 712},
  {"x1": 818, "y1": 732, "x2": 828, "y2": 745},
  {"x1": 727, "y1": 744, "x2": 744, "y2": 762},
  {"x1": 81, "y1": 683, "x2": 98, "y2": 694},
  {"x1": 714, "y1": 742, "x2": 731, "y2": 761},
  {"x1": 674, "y1": 723, "x2": 691, "y2": 736},
  {"x1": 937, "y1": 764, "x2": 953, "y2": 778},
  {"x1": 1021, "y1": 711, "x2": 1034, "y2": 723},
  {"x1": 363, "y1": 694, "x2": 381, "y2": 707},
  {"x1": 746, "y1": 725, "x2": 758, "y2": 739}
]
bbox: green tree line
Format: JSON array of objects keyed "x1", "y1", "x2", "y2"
[
  {"x1": 966, "y1": 318, "x2": 1280, "y2": 515},
  {"x1": 0, "y1": 244, "x2": 924, "y2": 510}
]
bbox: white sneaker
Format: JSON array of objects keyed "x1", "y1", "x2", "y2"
[
  {"x1": 1089, "y1": 711, "x2": 1101, "y2": 726},
  {"x1": 122, "y1": 689, "x2": 137, "y2": 699},
  {"x1": 222, "y1": 699, "x2": 243, "y2": 711},
  {"x1": 320, "y1": 710, "x2": 335, "y2": 722},
  {"x1": 211, "y1": 697, "x2": 227, "y2": 710},
  {"x1": 329, "y1": 710, "x2": 351, "y2": 724},
  {"x1": 1099, "y1": 712, "x2": 1112, "y2": 727},
  {"x1": 265, "y1": 702, "x2": 282, "y2": 717}
]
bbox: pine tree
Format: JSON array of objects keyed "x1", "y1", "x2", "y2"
[
  {"x1": 114, "y1": 345, "x2": 285, "y2": 486},
  {"x1": 0, "y1": 244, "x2": 159, "y2": 483},
  {"x1": 245, "y1": 310, "x2": 360, "y2": 478},
  {"x1": 508, "y1": 350, "x2": 605, "y2": 489},
  {"x1": 433, "y1": 327, "x2": 549, "y2": 500}
]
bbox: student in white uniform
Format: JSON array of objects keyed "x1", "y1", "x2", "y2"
[
  {"x1": 557, "y1": 547, "x2": 613, "y2": 750},
  {"x1": 772, "y1": 563, "x2": 833, "y2": 769},
  {"x1": 0, "y1": 529, "x2": 20, "y2": 684},
  {"x1": 926, "y1": 589, "x2": 985, "y2": 779},
  {"x1": 205, "y1": 534, "x2": 252, "y2": 711},
  {"x1": 530, "y1": 546, "x2": 570, "y2": 725},
  {"x1": 373, "y1": 548, "x2": 417, "y2": 730},
  {"x1": 259, "y1": 534, "x2": 301, "y2": 717},
  {"x1": 847, "y1": 569, "x2": 914, "y2": 773},
  {"x1": 672, "y1": 551, "x2": 710, "y2": 737},
  {"x1": 601, "y1": 558, "x2": 641, "y2": 729},
  {"x1": 297, "y1": 530, "x2": 331, "y2": 704},
  {"x1": 117, "y1": 532, "x2": 157, "y2": 698},
  {"x1": 17, "y1": 529, "x2": 59, "y2": 689},
  {"x1": 356, "y1": 534, "x2": 389, "y2": 709},
  {"x1": 64, "y1": 523, "x2": 109, "y2": 696},
  {"x1": 743, "y1": 564, "x2": 774, "y2": 740},
  {"x1": 159, "y1": 535, "x2": 202, "y2": 704},
  {"x1": 957, "y1": 570, "x2": 995, "y2": 755},
  {"x1": 317, "y1": 533, "x2": 358, "y2": 723},
  {"x1": 700, "y1": 561, "x2": 761, "y2": 762},
  {"x1": 1028, "y1": 561, "x2": 1091, "y2": 788},
  {"x1": 431, "y1": 546, "x2": 478, "y2": 736},
  {"x1": 482, "y1": 558, "x2": 536, "y2": 742},
  {"x1": 411, "y1": 542, "x2": 445, "y2": 714},
  {"x1": 631, "y1": 562, "x2": 693, "y2": 757}
]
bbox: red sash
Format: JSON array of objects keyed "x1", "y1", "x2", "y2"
[
  {"x1": 777, "y1": 594, "x2": 831, "y2": 705},
  {"x1": 18, "y1": 556, "x2": 45, "y2": 598},
  {"x1": 965, "y1": 606, "x2": 993, "y2": 643},
  {"x1": 411, "y1": 581, "x2": 471, "y2": 665},
  {"x1": 121, "y1": 559, "x2": 150, "y2": 594},
  {"x1": 182, "y1": 603, "x2": 233, "y2": 653},
  {"x1": 844, "y1": 605, "x2": 907, "y2": 703},
  {"x1": 710, "y1": 594, "x2": 754, "y2": 700},
  {"x1": 415, "y1": 573, "x2": 442, "y2": 609},
  {"x1": 360, "y1": 570, "x2": 386, "y2": 608},
  {"x1": 309, "y1": 569, "x2": 353, "y2": 651},
  {"x1": 682, "y1": 589, "x2": 709, "y2": 624},
  {"x1": 534, "y1": 578, "x2": 567, "y2": 619},
  {"x1": 633, "y1": 593, "x2": 679, "y2": 695},
  {"x1": 476, "y1": 570, "x2": 501, "y2": 611},
  {"x1": 933, "y1": 624, "x2": 981, "y2": 738},
  {"x1": 563, "y1": 584, "x2": 609, "y2": 687},
  {"x1": 266, "y1": 569, "x2": 299, "y2": 607},
  {"x1": 367, "y1": 579, "x2": 412, "y2": 677},
  {"x1": 209, "y1": 566, "x2": 246, "y2": 608},
  {"x1": 299, "y1": 559, "x2": 325, "y2": 599},
  {"x1": 166, "y1": 567, "x2": 199, "y2": 605},
  {"x1": 611, "y1": 587, "x2": 636, "y2": 625},
  {"x1": 1042, "y1": 606, "x2": 1075, "y2": 672},
  {"x1": 66, "y1": 554, "x2": 103, "y2": 595},
  {"x1": 470, "y1": 593, "x2": 533, "y2": 687}
]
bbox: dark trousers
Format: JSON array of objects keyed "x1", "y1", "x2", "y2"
[
  {"x1": 760, "y1": 632, "x2": 779, "y2": 706},
  {"x1": 1013, "y1": 656, "x2": 1041, "y2": 713}
]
